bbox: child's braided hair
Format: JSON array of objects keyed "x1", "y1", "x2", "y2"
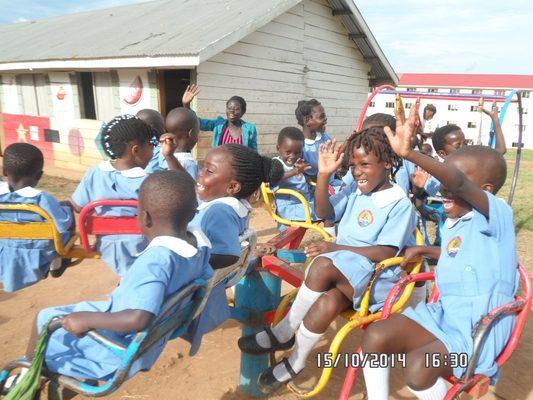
[
  {"x1": 345, "y1": 126, "x2": 402, "y2": 179},
  {"x1": 101, "y1": 115, "x2": 157, "y2": 160},
  {"x1": 222, "y1": 144, "x2": 284, "y2": 199},
  {"x1": 295, "y1": 99, "x2": 321, "y2": 126}
]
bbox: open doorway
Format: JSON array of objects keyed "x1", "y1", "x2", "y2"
[
  {"x1": 157, "y1": 69, "x2": 191, "y2": 117},
  {"x1": 78, "y1": 72, "x2": 97, "y2": 119}
]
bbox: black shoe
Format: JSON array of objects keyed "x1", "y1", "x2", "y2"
[
  {"x1": 49, "y1": 258, "x2": 72, "y2": 278},
  {"x1": 238, "y1": 326, "x2": 295, "y2": 355},
  {"x1": 257, "y1": 357, "x2": 299, "y2": 395}
]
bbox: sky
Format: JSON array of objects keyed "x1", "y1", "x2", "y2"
[{"x1": 0, "y1": 0, "x2": 531, "y2": 75}]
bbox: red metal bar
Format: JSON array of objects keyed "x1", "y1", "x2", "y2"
[
  {"x1": 338, "y1": 347, "x2": 362, "y2": 400},
  {"x1": 266, "y1": 226, "x2": 306, "y2": 250},
  {"x1": 78, "y1": 200, "x2": 140, "y2": 251},
  {"x1": 356, "y1": 84, "x2": 395, "y2": 131},
  {"x1": 261, "y1": 255, "x2": 304, "y2": 288}
]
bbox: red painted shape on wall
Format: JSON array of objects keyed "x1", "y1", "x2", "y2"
[
  {"x1": 123, "y1": 75, "x2": 143, "y2": 105},
  {"x1": 1, "y1": 113, "x2": 54, "y2": 166}
]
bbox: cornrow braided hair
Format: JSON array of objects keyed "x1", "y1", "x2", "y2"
[
  {"x1": 346, "y1": 126, "x2": 403, "y2": 179},
  {"x1": 222, "y1": 144, "x2": 284, "y2": 199},
  {"x1": 295, "y1": 99, "x2": 321, "y2": 126},
  {"x1": 101, "y1": 114, "x2": 157, "y2": 159}
]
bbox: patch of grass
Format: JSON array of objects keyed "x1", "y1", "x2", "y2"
[
  {"x1": 504, "y1": 148, "x2": 533, "y2": 162},
  {"x1": 501, "y1": 157, "x2": 532, "y2": 232}
]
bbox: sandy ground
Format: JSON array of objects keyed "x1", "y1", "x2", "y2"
[{"x1": 1, "y1": 206, "x2": 532, "y2": 400}]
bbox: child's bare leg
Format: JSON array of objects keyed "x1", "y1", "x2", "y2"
[
  {"x1": 25, "y1": 315, "x2": 39, "y2": 359},
  {"x1": 361, "y1": 314, "x2": 452, "y2": 399}
]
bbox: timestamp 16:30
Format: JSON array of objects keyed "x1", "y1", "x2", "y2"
[{"x1": 316, "y1": 352, "x2": 469, "y2": 369}]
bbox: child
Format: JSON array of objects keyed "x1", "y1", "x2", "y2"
[
  {"x1": 238, "y1": 128, "x2": 416, "y2": 394},
  {"x1": 136, "y1": 108, "x2": 165, "y2": 173},
  {"x1": 422, "y1": 104, "x2": 438, "y2": 137},
  {"x1": 148, "y1": 107, "x2": 200, "y2": 180},
  {"x1": 295, "y1": 99, "x2": 329, "y2": 180},
  {"x1": 361, "y1": 106, "x2": 517, "y2": 400},
  {"x1": 25, "y1": 170, "x2": 213, "y2": 381},
  {"x1": 71, "y1": 115, "x2": 180, "y2": 276},
  {"x1": 185, "y1": 143, "x2": 283, "y2": 354},
  {"x1": 0, "y1": 143, "x2": 73, "y2": 292},
  {"x1": 182, "y1": 84, "x2": 258, "y2": 151},
  {"x1": 420, "y1": 142, "x2": 434, "y2": 157}
]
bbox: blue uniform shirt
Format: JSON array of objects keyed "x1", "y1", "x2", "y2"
[
  {"x1": 272, "y1": 157, "x2": 317, "y2": 221},
  {"x1": 303, "y1": 132, "x2": 330, "y2": 177},
  {"x1": 315, "y1": 182, "x2": 416, "y2": 310},
  {"x1": 145, "y1": 150, "x2": 199, "y2": 181},
  {"x1": 0, "y1": 183, "x2": 72, "y2": 292},
  {"x1": 185, "y1": 197, "x2": 251, "y2": 354},
  {"x1": 72, "y1": 161, "x2": 148, "y2": 276},
  {"x1": 404, "y1": 192, "x2": 518, "y2": 382},
  {"x1": 37, "y1": 228, "x2": 213, "y2": 380}
]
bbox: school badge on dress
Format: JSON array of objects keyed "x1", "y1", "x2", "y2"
[
  {"x1": 357, "y1": 210, "x2": 374, "y2": 227},
  {"x1": 446, "y1": 235, "x2": 462, "y2": 257}
]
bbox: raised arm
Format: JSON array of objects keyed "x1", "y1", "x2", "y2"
[
  {"x1": 314, "y1": 139, "x2": 344, "y2": 219},
  {"x1": 181, "y1": 84, "x2": 200, "y2": 109},
  {"x1": 482, "y1": 104, "x2": 506, "y2": 154},
  {"x1": 159, "y1": 133, "x2": 186, "y2": 173},
  {"x1": 385, "y1": 106, "x2": 490, "y2": 217}
]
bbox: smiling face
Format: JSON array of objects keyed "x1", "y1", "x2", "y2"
[
  {"x1": 277, "y1": 137, "x2": 304, "y2": 166},
  {"x1": 226, "y1": 100, "x2": 243, "y2": 123},
  {"x1": 439, "y1": 129, "x2": 466, "y2": 158},
  {"x1": 197, "y1": 147, "x2": 239, "y2": 201},
  {"x1": 349, "y1": 146, "x2": 391, "y2": 194},
  {"x1": 305, "y1": 105, "x2": 327, "y2": 133}
]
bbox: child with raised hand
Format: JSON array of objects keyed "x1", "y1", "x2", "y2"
[
  {"x1": 182, "y1": 84, "x2": 258, "y2": 151},
  {"x1": 147, "y1": 107, "x2": 200, "y2": 180},
  {"x1": 185, "y1": 143, "x2": 284, "y2": 353},
  {"x1": 238, "y1": 128, "x2": 416, "y2": 394},
  {"x1": 361, "y1": 106, "x2": 517, "y2": 400},
  {"x1": 0, "y1": 143, "x2": 73, "y2": 292},
  {"x1": 25, "y1": 170, "x2": 213, "y2": 381},
  {"x1": 71, "y1": 115, "x2": 181, "y2": 276}
]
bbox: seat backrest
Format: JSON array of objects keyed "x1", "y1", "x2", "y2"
[
  {"x1": 0, "y1": 203, "x2": 64, "y2": 252},
  {"x1": 260, "y1": 183, "x2": 277, "y2": 219},
  {"x1": 78, "y1": 200, "x2": 141, "y2": 251}
]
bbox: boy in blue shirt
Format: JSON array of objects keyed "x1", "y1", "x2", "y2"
[{"x1": 0, "y1": 143, "x2": 73, "y2": 292}]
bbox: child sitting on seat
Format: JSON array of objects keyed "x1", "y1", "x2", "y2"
[
  {"x1": 185, "y1": 144, "x2": 283, "y2": 354},
  {"x1": 70, "y1": 115, "x2": 180, "y2": 276},
  {"x1": 361, "y1": 106, "x2": 518, "y2": 400},
  {"x1": 238, "y1": 128, "x2": 416, "y2": 394},
  {"x1": 24, "y1": 170, "x2": 212, "y2": 381},
  {"x1": 148, "y1": 108, "x2": 200, "y2": 180},
  {"x1": 0, "y1": 143, "x2": 73, "y2": 292}
]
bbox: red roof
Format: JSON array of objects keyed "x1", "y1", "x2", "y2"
[{"x1": 398, "y1": 73, "x2": 533, "y2": 90}]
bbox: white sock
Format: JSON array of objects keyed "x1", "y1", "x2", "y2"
[
  {"x1": 273, "y1": 323, "x2": 323, "y2": 381},
  {"x1": 408, "y1": 377, "x2": 448, "y2": 400},
  {"x1": 362, "y1": 363, "x2": 390, "y2": 400},
  {"x1": 256, "y1": 283, "x2": 324, "y2": 348},
  {"x1": 5, "y1": 367, "x2": 29, "y2": 389},
  {"x1": 409, "y1": 283, "x2": 427, "y2": 308}
]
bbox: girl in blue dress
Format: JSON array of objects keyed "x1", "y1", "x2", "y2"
[
  {"x1": 185, "y1": 143, "x2": 284, "y2": 354},
  {"x1": 0, "y1": 143, "x2": 73, "y2": 292},
  {"x1": 24, "y1": 171, "x2": 213, "y2": 381},
  {"x1": 238, "y1": 127, "x2": 416, "y2": 394},
  {"x1": 361, "y1": 107, "x2": 518, "y2": 400},
  {"x1": 71, "y1": 115, "x2": 181, "y2": 276}
]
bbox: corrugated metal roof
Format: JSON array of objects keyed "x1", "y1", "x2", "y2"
[
  {"x1": 0, "y1": 0, "x2": 300, "y2": 62},
  {"x1": 0, "y1": 0, "x2": 396, "y2": 84}
]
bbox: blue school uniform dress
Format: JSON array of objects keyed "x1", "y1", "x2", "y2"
[
  {"x1": 185, "y1": 197, "x2": 251, "y2": 354},
  {"x1": 403, "y1": 192, "x2": 518, "y2": 382},
  {"x1": 145, "y1": 145, "x2": 162, "y2": 174},
  {"x1": 272, "y1": 157, "x2": 317, "y2": 221},
  {"x1": 394, "y1": 159, "x2": 416, "y2": 195},
  {"x1": 72, "y1": 161, "x2": 148, "y2": 276},
  {"x1": 146, "y1": 150, "x2": 199, "y2": 181},
  {"x1": 309, "y1": 181, "x2": 416, "y2": 311},
  {"x1": 303, "y1": 132, "x2": 330, "y2": 178},
  {"x1": 37, "y1": 228, "x2": 212, "y2": 381},
  {"x1": 0, "y1": 183, "x2": 72, "y2": 292}
]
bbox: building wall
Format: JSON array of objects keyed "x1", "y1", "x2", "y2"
[
  {"x1": 195, "y1": 0, "x2": 370, "y2": 157},
  {"x1": 369, "y1": 87, "x2": 532, "y2": 150}
]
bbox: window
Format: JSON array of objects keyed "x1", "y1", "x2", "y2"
[
  {"x1": 494, "y1": 90, "x2": 505, "y2": 96},
  {"x1": 428, "y1": 88, "x2": 438, "y2": 93},
  {"x1": 467, "y1": 122, "x2": 477, "y2": 128},
  {"x1": 470, "y1": 105, "x2": 478, "y2": 112},
  {"x1": 385, "y1": 102, "x2": 394, "y2": 108},
  {"x1": 449, "y1": 88, "x2": 459, "y2": 94},
  {"x1": 523, "y1": 91, "x2": 530, "y2": 98},
  {"x1": 471, "y1": 89, "x2": 482, "y2": 94},
  {"x1": 448, "y1": 104, "x2": 459, "y2": 111},
  {"x1": 369, "y1": 101, "x2": 375, "y2": 107},
  {"x1": 406, "y1": 87, "x2": 416, "y2": 92},
  {"x1": 15, "y1": 73, "x2": 50, "y2": 116},
  {"x1": 405, "y1": 103, "x2": 412, "y2": 109}
]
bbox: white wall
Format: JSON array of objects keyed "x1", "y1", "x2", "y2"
[{"x1": 196, "y1": 0, "x2": 370, "y2": 154}]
